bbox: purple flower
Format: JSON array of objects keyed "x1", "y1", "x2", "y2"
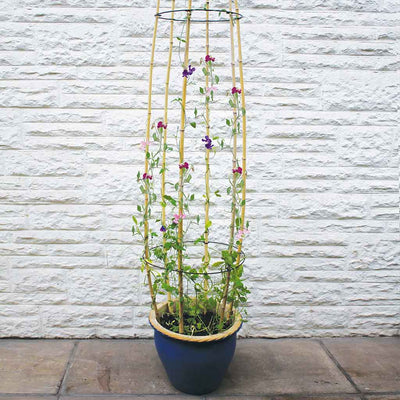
[
  {"x1": 179, "y1": 162, "x2": 189, "y2": 170},
  {"x1": 182, "y1": 65, "x2": 195, "y2": 78},
  {"x1": 232, "y1": 87, "x2": 242, "y2": 95},
  {"x1": 202, "y1": 135, "x2": 214, "y2": 150},
  {"x1": 157, "y1": 121, "x2": 167, "y2": 130},
  {"x1": 233, "y1": 167, "x2": 242, "y2": 175},
  {"x1": 160, "y1": 225, "x2": 167, "y2": 232},
  {"x1": 142, "y1": 173, "x2": 152, "y2": 180},
  {"x1": 205, "y1": 54, "x2": 215, "y2": 62}
]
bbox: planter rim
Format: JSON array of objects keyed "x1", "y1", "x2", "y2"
[{"x1": 149, "y1": 301, "x2": 242, "y2": 343}]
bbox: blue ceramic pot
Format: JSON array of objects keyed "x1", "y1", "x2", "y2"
[{"x1": 149, "y1": 302, "x2": 242, "y2": 395}]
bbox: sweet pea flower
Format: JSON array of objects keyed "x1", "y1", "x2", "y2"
[
  {"x1": 160, "y1": 225, "x2": 167, "y2": 232},
  {"x1": 182, "y1": 65, "x2": 196, "y2": 78},
  {"x1": 236, "y1": 228, "x2": 249, "y2": 241},
  {"x1": 205, "y1": 54, "x2": 215, "y2": 62},
  {"x1": 142, "y1": 173, "x2": 153, "y2": 180},
  {"x1": 179, "y1": 162, "x2": 189, "y2": 170},
  {"x1": 233, "y1": 166, "x2": 243, "y2": 175},
  {"x1": 173, "y1": 213, "x2": 186, "y2": 224},
  {"x1": 157, "y1": 121, "x2": 167, "y2": 130},
  {"x1": 140, "y1": 140, "x2": 152, "y2": 151},
  {"x1": 206, "y1": 86, "x2": 218, "y2": 96},
  {"x1": 202, "y1": 135, "x2": 214, "y2": 150},
  {"x1": 232, "y1": 87, "x2": 242, "y2": 95}
]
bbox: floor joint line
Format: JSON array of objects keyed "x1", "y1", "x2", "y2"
[
  {"x1": 318, "y1": 339, "x2": 366, "y2": 399},
  {"x1": 57, "y1": 340, "x2": 80, "y2": 399}
]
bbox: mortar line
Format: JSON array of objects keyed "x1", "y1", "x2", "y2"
[
  {"x1": 318, "y1": 339, "x2": 366, "y2": 399},
  {"x1": 57, "y1": 340, "x2": 79, "y2": 399}
]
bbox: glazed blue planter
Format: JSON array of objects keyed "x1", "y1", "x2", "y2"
[{"x1": 149, "y1": 303, "x2": 242, "y2": 395}]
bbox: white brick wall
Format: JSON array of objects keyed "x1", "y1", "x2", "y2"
[{"x1": 0, "y1": 0, "x2": 399, "y2": 338}]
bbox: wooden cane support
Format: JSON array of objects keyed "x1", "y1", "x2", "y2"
[
  {"x1": 161, "y1": 0, "x2": 175, "y2": 314},
  {"x1": 203, "y1": 1, "x2": 211, "y2": 292},
  {"x1": 177, "y1": 1, "x2": 193, "y2": 334},
  {"x1": 143, "y1": 0, "x2": 162, "y2": 320}
]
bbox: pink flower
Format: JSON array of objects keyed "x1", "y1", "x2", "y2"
[
  {"x1": 236, "y1": 228, "x2": 249, "y2": 241},
  {"x1": 173, "y1": 213, "x2": 186, "y2": 224},
  {"x1": 206, "y1": 86, "x2": 218, "y2": 95},
  {"x1": 232, "y1": 87, "x2": 242, "y2": 95},
  {"x1": 233, "y1": 166, "x2": 243, "y2": 175},
  {"x1": 179, "y1": 162, "x2": 189, "y2": 170},
  {"x1": 142, "y1": 173, "x2": 153, "y2": 180},
  {"x1": 205, "y1": 55, "x2": 215, "y2": 62},
  {"x1": 157, "y1": 121, "x2": 167, "y2": 130},
  {"x1": 140, "y1": 140, "x2": 152, "y2": 151}
]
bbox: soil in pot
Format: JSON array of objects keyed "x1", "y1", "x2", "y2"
[{"x1": 159, "y1": 310, "x2": 234, "y2": 336}]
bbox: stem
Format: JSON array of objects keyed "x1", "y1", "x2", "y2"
[
  {"x1": 143, "y1": 0, "x2": 161, "y2": 320},
  {"x1": 177, "y1": 3, "x2": 192, "y2": 334},
  {"x1": 162, "y1": 0, "x2": 175, "y2": 314}
]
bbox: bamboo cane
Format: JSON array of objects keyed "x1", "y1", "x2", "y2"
[
  {"x1": 227, "y1": 0, "x2": 247, "y2": 319},
  {"x1": 220, "y1": 0, "x2": 238, "y2": 320},
  {"x1": 203, "y1": 1, "x2": 211, "y2": 293},
  {"x1": 162, "y1": 0, "x2": 175, "y2": 314},
  {"x1": 177, "y1": 1, "x2": 193, "y2": 334},
  {"x1": 143, "y1": 0, "x2": 161, "y2": 320}
]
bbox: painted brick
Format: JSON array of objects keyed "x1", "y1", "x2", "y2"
[{"x1": 68, "y1": 269, "x2": 140, "y2": 305}]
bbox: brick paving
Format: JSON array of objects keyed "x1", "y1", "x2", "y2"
[{"x1": 0, "y1": 338, "x2": 399, "y2": 399}]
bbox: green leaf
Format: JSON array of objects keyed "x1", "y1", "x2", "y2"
[
  {"x1": 199, "y1": 87, "x2": 204, "y2": 94},
  {"x1": 212, "y1": 261, "x2": 224, "y2": 268},
  {"x1": 215, "y1": 75, "x2": 220, "y2": 84},
  {"x1": 163, "y1": 195, "x2": 177, "y2": 206},
  {"x1": 205, "y1": 220, "x2": 212, "y2": 230},
  {"x1": 190, "y1": 122, "x2": 196, "y2": 128},
  {"x1": 132, "y1": 215, "x2": 138, "y2": 225},
  {"x1": 226, "y1": 119, "x2": 231, "y2": 126},
  {"x1": 242, "y1": 107, "x2": 246, "y2": 116},
  {"x1": 137, "y1": 205, "x2": 142, "y2": 212}
]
